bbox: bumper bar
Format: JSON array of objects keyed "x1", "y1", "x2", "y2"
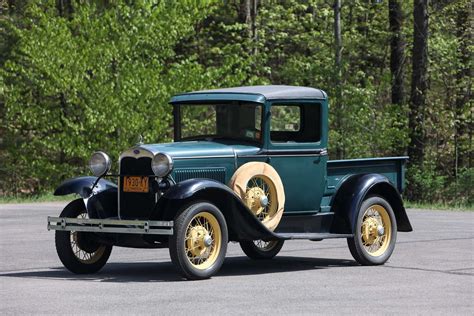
[{"x1": 47, "y1": 217, "x2": 174, "y2": 235}]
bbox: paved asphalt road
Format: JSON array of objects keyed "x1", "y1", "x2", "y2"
[{"x1": 0, "y1": 202, "x2": 472, "y2": 315}]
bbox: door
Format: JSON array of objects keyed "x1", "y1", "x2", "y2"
[{"x1": 266, "y1": 102, "x2": 326, "y2": 214}]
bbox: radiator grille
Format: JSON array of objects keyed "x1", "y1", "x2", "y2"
[
  {"x1": 173, "y1": 168, "x2": 226, "y2": 184},
  {"x1": 119, "y1": 156, "x2": 155, "y2": 219}
]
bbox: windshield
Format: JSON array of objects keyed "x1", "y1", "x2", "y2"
[{"x1": 177, "y1": 102, "x2": 263, "y2": 143}]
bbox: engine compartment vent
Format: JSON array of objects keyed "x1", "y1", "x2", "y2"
[{"x1": 173, "y1": 167, "x2": 226, "y2": 184}]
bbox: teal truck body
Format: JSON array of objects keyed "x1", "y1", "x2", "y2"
[{"x1": 49, "y1": 85, "x2": 412, "y2": 280}]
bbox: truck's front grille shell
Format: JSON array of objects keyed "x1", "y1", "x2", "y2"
[
  {"x1": 119, "y1": 156, "x2": 155, "y2": 219},
  {"x1": 173, "y1": 167, "x2": 226, "y2": 184}
]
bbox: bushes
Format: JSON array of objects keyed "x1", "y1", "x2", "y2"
[{"x1": 0, "y1": 1, "x2": 471, "y2": 208}]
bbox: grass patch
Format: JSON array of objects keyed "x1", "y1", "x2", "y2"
[
  {"x1": 1, "y1": 193, "x2": 472, "y2": 211},
  {"x1": 405, "y1": 201, "x2": 473, "y2": 211},
  {"x1": 0, "y1": 193, "x2": 75, "y2": 204}
]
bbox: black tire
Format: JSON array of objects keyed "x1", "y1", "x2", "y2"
[
  {"x1": 347, "y1": 195, "x2": 397, "y2": 265},
  {"x1": 55, "y1": 199, "x2": 112, "y2": 274},
  {"x1": 169, "y1": 202, "x2": 228, "y2": 280},
  {"x1": 240, "y1": 240, "x2": 284, "y2": 260}
]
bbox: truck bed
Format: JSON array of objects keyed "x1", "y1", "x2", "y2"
[{"x1": 320, "y1": 156, "x2": 408, "y2": 212}]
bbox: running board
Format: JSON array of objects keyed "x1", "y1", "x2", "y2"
[
  {"x1": 275, "y1": 232, "x2": 353, "y2": 241},
  {"x1": 47, "y1": 216, "x2": 174, "y2": 235}
]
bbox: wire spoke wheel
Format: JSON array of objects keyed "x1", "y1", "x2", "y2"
[
  {"x1": 69, "y1": 213, "x2": 107, "y2": 264},
  {"x1": 253, "y1": 240, "x2": 278, "y2": 251},
  {"x1": 229, "y1": 162, "x2": 285, "y2": 231},
  {"x1": 240, "y1": 239, "x2": 285, "y2": 260},
  {"x1": 244, "y1": 175, "x2": 278, "y2": 222},
  {"x1": 184, "y1": 212, "x2": 222, "y2": 270},
  {"x1": 55, "y1": 199, "x2": 112, "y2": 274},
  {"x1": 360, "y1": 205, "x2": 392, "y2": 257},
  {"x1": 347, "y1": 196, "x2": 397, "y2": 266},
  {"x1": 169, "y1": 202, "x2": 228, "y2": 280}
]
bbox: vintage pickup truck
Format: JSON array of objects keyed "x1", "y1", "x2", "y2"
[{"x1": 48, "y1": 85, "x2": 412, "y2": 280}]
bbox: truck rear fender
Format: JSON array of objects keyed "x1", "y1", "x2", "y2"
[
  {"x1": 330, "y1": 173, "x2": 413, "y2": 234},
  {"x1": 153, "y1": 179, "x2": 277, "y2": 241}
]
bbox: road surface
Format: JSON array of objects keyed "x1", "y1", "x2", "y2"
[{"x1": 0, "y1": 202, "x2": 472, "y2": 314}]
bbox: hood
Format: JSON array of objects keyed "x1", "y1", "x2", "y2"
[{"x1": 121, "y1": 141, "x2": 260, "y2": 160}]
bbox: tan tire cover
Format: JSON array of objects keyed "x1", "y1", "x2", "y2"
[{"x1": 229, "y1": 162, "x2": 285, "y2": 231}]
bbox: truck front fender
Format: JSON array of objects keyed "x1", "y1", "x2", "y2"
[
  {"x1": 54, "y1": 176, "x2": 117, "y2": 198},
  {"x1": 330, "y1": 173, "x2": 413, "y2": 234},
  {"x1": 153, "y1": 179, "x2": 278, "y2": 241}
]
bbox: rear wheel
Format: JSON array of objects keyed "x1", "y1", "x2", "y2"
[
  {"x1": 347, "y1": 196, "x2": 397, "y2": 265},
  {"x1": 55, "y1": 199, "x2": 112, "y2": 274},
  {"x1": 240, "y1": 239, "x2": 284, "y2": 260},
  {"x1": 169, "y1": 202, "x2": 228, "y2": 280}
]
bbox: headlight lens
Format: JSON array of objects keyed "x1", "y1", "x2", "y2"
[
  {"x1": 151, "y1": 153, "x2": 173, "y2": 178},
  {"x1": 89, "y1": 151, "x2": 112, "y2": 177}
]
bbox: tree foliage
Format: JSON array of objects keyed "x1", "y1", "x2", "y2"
[{"x1": 0, "y1": 0, "x2": 471, "y2": 206}]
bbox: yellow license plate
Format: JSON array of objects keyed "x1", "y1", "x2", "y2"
[{"x1": 123, "y1": 176, "x2": 149, "y2": 193}]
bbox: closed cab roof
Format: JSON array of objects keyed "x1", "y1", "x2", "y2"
[{"x1": 170, "y1": 85, "x2": 327, "y2": 103}]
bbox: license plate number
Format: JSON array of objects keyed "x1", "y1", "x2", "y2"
[{"x1": 123, "y1": 176, "x2": 149, "y2": 193}]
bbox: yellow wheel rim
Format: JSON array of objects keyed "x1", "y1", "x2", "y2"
[
  {"x1": 244, "y1": 175, "x2": 278, "y2": 222},
  {"x1": 360, "y1": 204, "x2": 392, "y2": 257},
  {"x1": 70, "y1": 213, "x2": 106, "y2": 264},
  {"x1": 185, "y1": 212, "x2": 222, "y2": 270}
]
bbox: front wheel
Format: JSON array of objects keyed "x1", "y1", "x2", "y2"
[
  {"x1": 169, "y1": 202, "x2": 228, "y2": 280},
  {"x1": 55, "y1": 199, "x2": 112, "y2": 274},
  {"x1": 347, "y1": 195, "x2": 397, "y2": 265},
  {"x1": 240, "y1": 239, "x2": 284, "y2": 259}
]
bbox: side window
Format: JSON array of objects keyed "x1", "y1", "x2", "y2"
[
  {"x1": 270, "y1": 103, "x2": 321, "y2": 143},
  {"x1": 270, "y1": 105, "x2": 300, "y2": 132}
]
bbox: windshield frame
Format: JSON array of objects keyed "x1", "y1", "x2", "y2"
[{"x1": 172, "y1": 101, "x2": 264, "y2": 145}]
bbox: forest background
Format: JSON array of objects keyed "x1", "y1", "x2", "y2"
[{"x1": 0, "y1": 0, "x2": 472, "y2": 207}]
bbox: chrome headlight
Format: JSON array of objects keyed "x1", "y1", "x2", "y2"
[
  {"x1": 89, "y1": 151, "x2": 111, "y2": 177},
  {"x1": 151, "y1": 153, "x2": 173, "y2": 178}
]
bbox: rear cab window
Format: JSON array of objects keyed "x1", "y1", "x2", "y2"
[{"x1": 270, "y1": 104, "x2": 321, "y2": 143}]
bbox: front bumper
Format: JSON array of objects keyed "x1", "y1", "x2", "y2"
[{"x1": 47, "y1": 217, "x2": 174, "y2": 235}]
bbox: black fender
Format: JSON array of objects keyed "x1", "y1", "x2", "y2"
[
  {"x1": 54, "y1": 176, "x2": 117, "y2": 198},
  {"x1": 153, "y1": 179, "x2": 278, "y2": 241},
  {"x1": 329, "y1": 173, "x2": 413, "y2": 234}
]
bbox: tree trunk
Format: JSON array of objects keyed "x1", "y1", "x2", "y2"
[
  {"x1": 238, "y1": 0, "x2": 252, "y2": 36},
  {"x1": 408, "y1": 0, "x2": 429, "y2": 199},
  {"x1": 56, "y1": 0, "x2": 73, "y2": 18},
  {"x1": 251, "y1": 0, "x2": 258, "y2": 55},
  {"x1": 238, "y1": 0, "x2": 258, "y2": 55},
  {"x1": 389, "y1": 0, "x2": 405, "y2": 105},
  {"x1": 454, "y1": 2, "x2": 472, "y2": 174},
  {"x1": 334, "y1": 0, "x2": 343, "y2": 159}
]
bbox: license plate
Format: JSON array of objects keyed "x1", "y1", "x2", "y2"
[{"x1": 123, "y1": 176, "x2": 149, "y2": 193}]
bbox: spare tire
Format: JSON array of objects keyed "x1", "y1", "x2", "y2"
[{"x1": 229, "y1": 162, "x2": 285, "y2": 231}]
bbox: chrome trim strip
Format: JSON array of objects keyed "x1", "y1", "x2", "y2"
[
  {"x1": 240, "y1": 153, "x2": 327, "y2": 158},
  {"x1": 173, "y1": 155, "x2": 235, "y2": 160},
  {"x1": 238, "y1": 148, "x2": 328, "y2": 158},
  {"x1": 47, "y1": 216, "x2": 174, "y2": 235},
  {"x1": 119, "y1": 146, "x2": 155, "y2": 160}
]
